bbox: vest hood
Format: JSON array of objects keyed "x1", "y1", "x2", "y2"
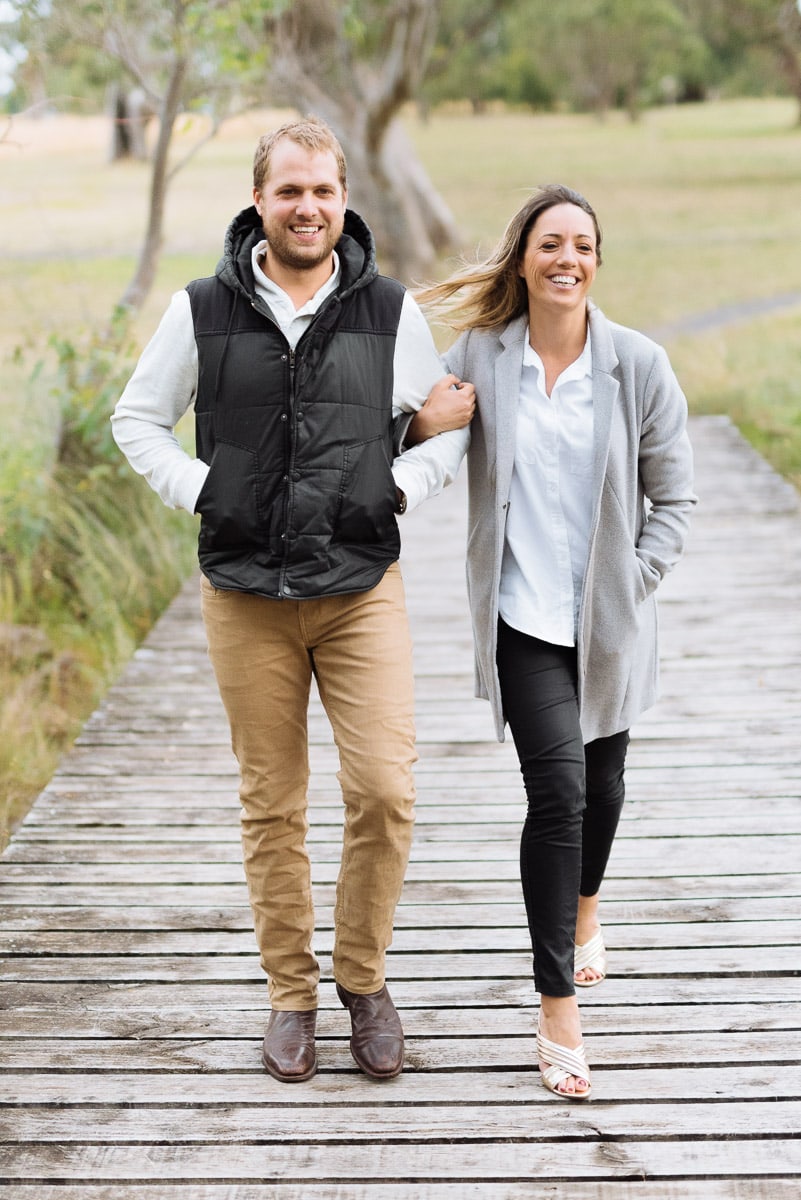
[{"x1": 215, "y1": 205, "x2": 379, "y2": 302}]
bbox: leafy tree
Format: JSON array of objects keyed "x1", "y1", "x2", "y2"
[
  {"x1": 421, "y1": 0, "x2": 542, "y2": 114},
  {"x1": 9, "y1": 0, "x2": 270, "y2": 308},
  {"x1": 5, "y1": 0, "x2": 468, "y2": 295},
  {"x1": 678, "y1": 0, "x2": 801, "y2": 120},
  {"x1": 518, "y1": 0, "x2": 706, "y2": 120},
  {"x1": 423, "y1": 0, "x2": 707, "y2": 119},
  {"x1": 264, "y1": 0, "x2": 469, "y2": 283}
]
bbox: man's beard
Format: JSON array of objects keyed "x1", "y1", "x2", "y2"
[{"x1": 262, "y1": 218, "x2": 343, "y2": 271}]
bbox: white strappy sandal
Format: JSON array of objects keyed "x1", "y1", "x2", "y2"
[
  {"x1": 574, "y1": 928, "x2": 607, "y2": 987},
  {"x1": 536, "y1": 1013, "x2": 592, "y2": 1100}
]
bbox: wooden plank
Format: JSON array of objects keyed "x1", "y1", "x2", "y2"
[
  {"x1": 2, "y1": 998, "x2": 799, "y2": 1039},
  {"x1": 6, "y1": 844, "x2": 801, "y2": 883},
  {"x1": 2, "y1": 872, "x2": 800, "y2": 910},
  {"x1": 10, "y1": 806, "x2": 801, "y2": 840},
  {"x1": 2, "y1": 946, "x2": 800, "y2": 983},
  {"x1": 1, "y1": 1065, "x2": 801, "y2": 1106},
  {"x1": 5, "y1": 917, "x2": 801, "y2": 955},
  {"x1": 3, "y1": 1100, "x2": 801, "y2": 1142},
  {"x1": 1, "y1": 893, "x2": 800, "y2": 931},
  {"x1": 1, "y1": 1030, "x2": 798, "y2": 1071},
  {"x1": 1, "y1": 1140, "x2": 801, "y2": 1181},
  {"x1": 2, "y1": 1186, "x2": 799, "y2": 1200},
  {"x1": 3, "y1": 974, "x2": 798, "y2": 1008}
]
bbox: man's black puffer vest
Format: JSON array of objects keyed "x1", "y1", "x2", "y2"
[{"x1": 187, "y1": 206, "x2": 405, "y2": 600}]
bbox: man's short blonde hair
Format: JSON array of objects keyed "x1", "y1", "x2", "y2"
[{"x1": 253, "y1": 116, "x2": 348, "y2": 193}]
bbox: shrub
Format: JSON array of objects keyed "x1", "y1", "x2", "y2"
[{"x1": 1, "y1": 314, "x2": 197, "y2": 846}]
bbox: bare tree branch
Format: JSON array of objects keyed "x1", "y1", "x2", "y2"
[{"x1": 365, "y1": 0, "x2": 439, "y2": 154}]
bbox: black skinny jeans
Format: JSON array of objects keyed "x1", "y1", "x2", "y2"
[{"x1": 496, "y1": 618, "x2": 629, "y2": 997}]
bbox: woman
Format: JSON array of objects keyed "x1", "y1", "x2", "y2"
[{"x1": 410, "y1": 185, "x2": 697, "y2": 1098}]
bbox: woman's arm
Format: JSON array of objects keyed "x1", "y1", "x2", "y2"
[{"x1": 404, "y1": 374, "x2": 476, "y2": 446}]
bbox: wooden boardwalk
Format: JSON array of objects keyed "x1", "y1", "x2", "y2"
[{"x1": 1, "y1": 414, "x2": 800, "y2": 1198}]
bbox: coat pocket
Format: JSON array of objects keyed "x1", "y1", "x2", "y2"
[
  {"x1": 195, "y1": 440, "x2": 263, "y2": 550},
  {"x1": 334, "y1": 435, "x2": 397, "y2": 544}
]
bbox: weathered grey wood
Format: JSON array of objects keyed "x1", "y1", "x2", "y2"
[
  {"x1": 2, "y1": 1185, "x2": 798, "y2": 1200},
  {"x1": 12, "y1": 799, "x2": 801, "y2": 834},
  {"x1": 0, "y1": 893, "x2": 799, "y2": 931},
  {"x1": 2, "y1": 871, "x2": 800, "y2": 910},
  {"x1": 0, "y1": 415, "x2": 799, "y2": 1196},
  {"x1": 3, "y1": 1099, "x2": 801, "y2": 1140},
  {"x1": 4, "y1": 916, "x2": 799, "y2": 954},
  {"x1": 1, "y1": 1066, "x2": 800, "y2": 1106},
  {"x1": 1, "y1": 945, "x2": 800, "y2": 982},
  {"x1": 0, "y1": 1030, "x2": 797, "y2": 1071},
  {"x1": 0, "y1": 842, "x2": 797, "y2": 880},
  {"x1": 3, "y1": 1186, "x2": 800, "y2": 1200},
  {"x1": 1, "y1": 1140, "x2": 801, "y2": 1180},
  {"x1": 8, "y1": 798, "x2": 801, "y2": 839}
]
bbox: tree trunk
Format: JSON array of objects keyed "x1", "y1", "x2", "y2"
[
  {"x1": 118, "y1": 57, "x2": 188, "y2": 311},
  {"x1": 776, "y1": 1, "x2": 801, "y2": 126},
  {"x1": 267, "y1": 0, "x2": 461, "y2": 283},
  {"x1": 107, "y1": 84, "x2": 153, "y2": 162}
]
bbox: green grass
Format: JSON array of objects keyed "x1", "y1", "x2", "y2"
[
  {"x1": 1, "y1": 97, "x2": 801, "y2": 845},
  {"x1": 411, "y1": 100, "x2": 801, "y2": 331},
  {"x1": 669, "y1": 308, "x2": 801, "y2": 491}
]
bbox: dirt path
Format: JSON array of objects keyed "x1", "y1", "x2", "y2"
[{"x1": 647, "y1": 290, "x2": 801, "y2": 342}]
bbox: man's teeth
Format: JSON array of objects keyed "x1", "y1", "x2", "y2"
[{"x1": 294, "y1": 226, "x2": 319, "y2": 234}]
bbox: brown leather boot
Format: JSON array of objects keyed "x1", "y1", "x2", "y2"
[
  {"x1": 336, "y1": 982, "x2": 404, "y2": 1079},
  {"x1": 261, "y1": 1010, "x2": 317, "y2": 1082}
]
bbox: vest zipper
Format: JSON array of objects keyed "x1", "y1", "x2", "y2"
[{"x1": 279, "y1": 345, "x2": 297, "y2": 598}]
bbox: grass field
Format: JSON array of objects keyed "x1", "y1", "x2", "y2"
[{"x1": 1, "y1": 96, "x2": 800, "y2": 843}]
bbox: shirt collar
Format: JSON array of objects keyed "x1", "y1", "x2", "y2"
[
  {"x1": 251, "y1": 240, "x2": 341, "y2": 314},
  {"x1": 523, "y1": 329, "x2": 592, "y2": 382}
]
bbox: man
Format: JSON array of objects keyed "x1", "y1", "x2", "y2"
[{"x1": 111, "y1": 117, "x2": 473, "y2": 1083}]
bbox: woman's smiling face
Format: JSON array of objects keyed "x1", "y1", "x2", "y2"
[{"x1": 518, "y1": 202, "x2": 598, "y2": 314}]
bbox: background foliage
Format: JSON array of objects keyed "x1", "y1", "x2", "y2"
[{"x1": 5, "y1": 0, "x2": 801, "y2": 120}]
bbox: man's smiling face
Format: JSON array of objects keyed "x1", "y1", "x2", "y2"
[{"x1": 253, "y1": 138, "x2": 347, "y2": 274}]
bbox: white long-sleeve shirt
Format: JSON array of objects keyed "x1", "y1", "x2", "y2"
[
  {"x1": 498, "y1": 335, "x2": 594, "y2": 647},
  {"x1": 111, "y1": 253, "x2": 468, "y2": 517}
]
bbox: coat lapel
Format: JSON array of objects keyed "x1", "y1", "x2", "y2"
[
  {"x1": 588, "y1": 304, "x2": 620, "y2": 494},
  {"x1": 494, "y1": 315, "x2": 528, "y2": 497}
]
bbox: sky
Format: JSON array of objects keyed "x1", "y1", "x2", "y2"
[{"x1": 0, "y1": 0, "x2": 24, "y2": 97}]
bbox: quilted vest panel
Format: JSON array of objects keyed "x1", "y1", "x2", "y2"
[{"x1": 187, "y1": 274, "x2": 405, "y2": 599}]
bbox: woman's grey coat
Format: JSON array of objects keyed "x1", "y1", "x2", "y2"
[{"x1": 443, "y1": 302, "x2": 697, "y2": 744}]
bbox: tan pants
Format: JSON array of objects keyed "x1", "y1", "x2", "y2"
[{"x1": 200, "y1": 563, "x2": 417, "y2": 1009}]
